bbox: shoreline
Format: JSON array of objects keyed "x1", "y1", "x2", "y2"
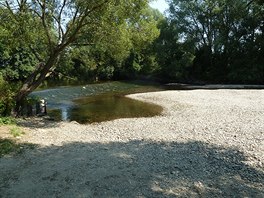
[{"x1": 16, "y1": 89, "x2": 264, "y2": 166}]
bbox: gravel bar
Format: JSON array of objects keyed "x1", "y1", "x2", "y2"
[{"x1": 1, "y1": 89, "x2": 263, "y2": 197}]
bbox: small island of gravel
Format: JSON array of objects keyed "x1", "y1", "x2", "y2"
[{"x1": 0, "y1": 89, "x2": 263, "y2": 197}]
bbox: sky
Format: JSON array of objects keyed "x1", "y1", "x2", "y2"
[{"x1": 149, "y1": 0, "x2": 169, "y2": 14}]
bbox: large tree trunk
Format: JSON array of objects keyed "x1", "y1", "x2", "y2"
[{"x1": 14, "y1": 50, "x2": 60, "y2": 116}]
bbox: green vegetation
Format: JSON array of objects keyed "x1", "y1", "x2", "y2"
[
  {"x1": 0, "y1": 139, "x2": 20, "y2": 157},
  {"x1": 9, "y1": 126, "x2": 25, "y2": 138},
  {"x1": 0, "y1": 118, "x2": 30, "y2": 157},
  {"x1": 160, "y1": 0, "x2": 264, "y2": 83},
  {"x1": 0, "y1": 138, "x2": 35, "y2": 157},
  {"x1": 0, "y1": 116, "x2": 24, "y2": 138},
  {"x1": 0, "y1": 116, "x2": 16, "y2": 125},
  {"x1": 0, "y1": 0, "x2": 263, "y2": 117},
  {"x1": 0, "y1": 0, "x2": 161, "y2": 115},
  {"x1": 0, "y1": 74, "x2": 16, "y2": 116}
]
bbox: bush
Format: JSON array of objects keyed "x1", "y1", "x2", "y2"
[
  {"x1": 0, "y1": 74, "x2": 16, "y2": 116},
  {"x1": 0, "y1": 117, "x2": 16, "y2": 125}
]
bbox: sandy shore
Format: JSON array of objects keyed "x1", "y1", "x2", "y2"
[{"x1": 1, "y1": 89, "x2": 264, "y2": 197}]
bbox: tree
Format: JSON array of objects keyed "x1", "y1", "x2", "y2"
[
  {"x1": 165, "y1": 0, "x2": 264, "y2": 83},
  {"x1": 0, "y1": 0, "x2": 150, "y2": 114},
  {"x1": 55, "y1": 5, "x2": 161, "y2": 81},
  {"x1": 116, "y1": 7, "x2": 162, "y2": 79}
]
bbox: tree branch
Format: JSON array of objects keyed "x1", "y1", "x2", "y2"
[
  {"x1": 59, "y1": 0, "x2": 109, "y2": 50},
  {"x1": 57, "y1": 0, "x2": 67, "y2": 41},
  {"x1": 37, "y1": 0, "x2": 53, "y2": 50}
]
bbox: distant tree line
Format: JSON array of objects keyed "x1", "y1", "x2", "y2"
[
  {"x1": 0, "y1": 0, "x2": 263, "y2": 116},
  {"x1": 157, "y1": 0, "x2": 264, "y2": 84},
  {"x1": 53, "y1": 0, "x2": 264, "y2": 84}
]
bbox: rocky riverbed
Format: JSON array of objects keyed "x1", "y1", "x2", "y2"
[{"x1": 1, "y1": 89, "x2": 264, "y2": 197}]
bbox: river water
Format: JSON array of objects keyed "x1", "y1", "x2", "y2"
[{"x1": 31, "y1": 81, "x2": 164, "y2": 124}]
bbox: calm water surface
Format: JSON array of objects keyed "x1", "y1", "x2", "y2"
[{"x1": 32, "y1": 81, "x2": 165, "y2": 123}]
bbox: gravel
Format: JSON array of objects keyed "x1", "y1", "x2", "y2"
[{"x1": 0, "y1": 89, "x2": 263, "y2": 197}]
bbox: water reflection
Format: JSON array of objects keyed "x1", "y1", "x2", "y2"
[
  {"x1": 61, "y1": 106, "x2": 70, "y2": 121},
  {"x1": 32, "y1": 81, "x2": 164, "y2": 124},
  {"x1": 48, "y1": 101, "x2": 75, "y2": 122},
  {"x1": 71, "y1": 95, "x2": 163, "y2": 124},
  {"x1": 49, "y1": 95, "x2": 163, "y2": 124}
]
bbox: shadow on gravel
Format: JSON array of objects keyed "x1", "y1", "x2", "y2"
[
  {"x1": 17, "y1": 118, "x2": 60, "y2": 129},
  {"x1": 0, "y1": 140, "x2": 263, "y2": 197},
  {"x1": 0, "y1": 138, "x2": 36, "y2": 157}
]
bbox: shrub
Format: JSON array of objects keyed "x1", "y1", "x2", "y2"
[
  {"x1": 0, "y1": 74, "x2": 16, "y2": 116},
  {"x1": 0, "y1": 117, "x2": 16, "y2": 125}
]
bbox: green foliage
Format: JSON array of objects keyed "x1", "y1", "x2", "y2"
[
  {"x1": 0, "y1": 47, "x2": 37, "y2": 81},
  {"x1": 154, "y1": 18, "x2": 195, "y2": 81},
  {"x1": 162, "y1": 0, "x2": 264, "y2": 83},
  {"x1": 113, "y1": 7, "x2": 162, "y2": 79},
  {"x1": 55, "y1": 5, "x2": 161, "y2": 81},
  {"x1": 0, "y1": 139, "x2": 19, "y2": 157},
  {"x1": 0, "y1": 74, "x2": 16, "y2": 116},
  {"x1": 26, "y1": 95, "x2": 40, "y2": 105},
  {"x1": 0, "y1": 117, "x2": 16, "y2": 125},
  {"x1": 0, "y1": 0, "x2": 161, "y2": 113},
  {"x1": 0, "y1": 138, "x2": 35, "y2": 157},
  {"x1": 1, "y1": 0, "x2": 262, "y2": 94}
]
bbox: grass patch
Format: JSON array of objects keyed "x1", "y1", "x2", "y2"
[
  {"x1": 0, "y1": 117, "x2": 35, "y2": 157},
  {"x1": 0, "y1": 139, "x2": 20, "y2": 156},
  {"x1": 10, "y1": 126, "x2": 25, "y2": 137},
  {"x1": 0, "y1": 117, "x2": 25, "y2": 137},
  {"x1": 0, "y1": 138, "x2": 36, "y2": 157}
]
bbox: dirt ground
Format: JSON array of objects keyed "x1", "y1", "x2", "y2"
[{"x1": 0, "y1": 89, "x2": 263, "y2": 197}]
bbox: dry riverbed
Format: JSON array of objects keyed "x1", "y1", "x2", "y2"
[{"x1": 0, "y1": 89, "x2": 264, "y2": 197}]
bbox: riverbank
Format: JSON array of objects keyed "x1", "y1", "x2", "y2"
[{"x1": 1, "y1": 89, "x2": 263, "y2": 197}]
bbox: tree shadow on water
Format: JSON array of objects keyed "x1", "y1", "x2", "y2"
[{"x1": 0, "y1": 140, "x2": 263, "y2": 197}]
